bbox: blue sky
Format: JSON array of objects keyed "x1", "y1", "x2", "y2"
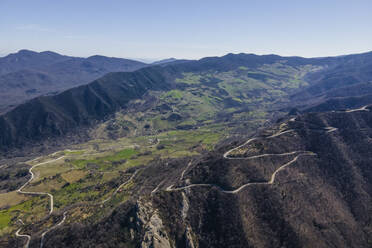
[{"x1": 1, "y1": 0, "x2": 371, "y2": 61}]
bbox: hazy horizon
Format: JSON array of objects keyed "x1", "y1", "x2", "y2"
[
  {"x1": 1, "y1": 48, "x2": 372, "y2": 63},
  {"x1": 1, "y1": 0, "x2": 372, "y2": 60}
]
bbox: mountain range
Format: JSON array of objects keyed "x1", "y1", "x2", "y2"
[
  {"x1": 0, "y1": 50, "x2": 148, "y2": 113},
  {"x1": 2, "y1": 51, "x2": 372, "y2": 152}
]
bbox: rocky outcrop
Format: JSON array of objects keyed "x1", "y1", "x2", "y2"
[
  {"x1": 136, "y1": 199, "x2": 172, "y2": 248},
  {"x1": 181, "y1": 192, "x2": 197, "y2": 248}
]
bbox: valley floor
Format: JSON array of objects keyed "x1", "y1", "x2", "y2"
[{"x1": 0, "y1": 125, "x2": 228, "y2": 247}]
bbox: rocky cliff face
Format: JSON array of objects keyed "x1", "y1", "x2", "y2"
[{"x1": 136, "y1": 200, "x2": 172, "y2": 248}]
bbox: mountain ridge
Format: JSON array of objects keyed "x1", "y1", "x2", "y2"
[{"x1": 0, "y1": 50, "x2": 148, "y2": 113}]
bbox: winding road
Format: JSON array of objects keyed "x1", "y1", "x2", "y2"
[
  {"x1": 17, "y1": 155, "x2": 66, "y2": 215},
  {"x1": 166, "y1": 153, "x2": 316, "y2": 193},
  {"x1": 345, "y1": 105, "x2": 369, "y2": 113},
  {"x1": 167, "y1": 106, "x2": 372, "y2": 193},
  {"x1": 15, "y1": 150, "x2": 141, "y2": 247},
  {"x1": 15, "y1": 155, "x2": 66, "y2": 248},
  {"x1": 167, "y1": 124, "x2": 321, "y2": 193},
  {"x1": 151, "y1": 180, "x2": 164, "y2": 195},
  {"x1": 39, "y1": 211, "x2": 67, "y2": 248},
  {"x1": 223, "y1": 128, "x2": 295, "y2": 159},
  {"x1": 38, "y1": 167, "x2": 140, "y2": 248},
  {"x1": 15, "y1": 228, "x2": 30, "y2": 248},
  {"x1": 101, "y1": 169, "x2": 141, "y2": 204},
  {"x1": 14, "y1": 143, "x2": 148, "y2": 247}
]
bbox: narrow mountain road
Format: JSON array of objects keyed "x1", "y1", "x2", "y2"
[
  {"x1": 27, "y1": 149, "x2": 74, "y2": 164},
  {"x1": 15, "y1": 144, "x2": 144, "y2": 247},
  {"x1": 168, "y1": 105, "x2": 372, "y2": 193},
  {"x1": 15, "y1": 228, "x2": 31, "y2": 248},
  {"x1": 15, "y1": 155, "x2": 66, "y2": 247},
  {"x1": 167, "y1": 124, "x2": 324, "y2": 193},
  {"x1": 180, "y1": 161, "x2": 193, "y2": 181},
  {"x1": 151, "y1": 180, "x2": 165, "y2": 195},
  {"x1": 222, "y1": 138, "x2": 257, "y2": 159},
  {"x1": 324, "y1": 126, "x2": 338, "y2": 133},
  {"x1": 101, "y1": 169, "x2": 141, "y2": 204},
  {"x1": 346, "y1": 105, "x2": 369, "y2": 113},
  {"x1": 268, "y1": 129, "x2": 294, "y2": 138},
  {"x1": 17, "y1": 155, "x2": 66, "y2": 215},
  {"x1": 38, "y1": 168, "x2": 141, "y2": 247},
  {"x1": 225, "y1": 150, "x2": 309, "y2": 160},
  {"x1": 223, "y1": 129, "x2": 294, "y2": 159},
  {"x1": 166, "y1": 153, "x2": 315, "y2": 193},
  {"x1": 40, "y1": 211, "x2": 67, "y2": 248}
]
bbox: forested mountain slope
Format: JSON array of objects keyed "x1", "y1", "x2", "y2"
[{"x1": 0, "y1": 50, "x2": 147, "y2": 113}]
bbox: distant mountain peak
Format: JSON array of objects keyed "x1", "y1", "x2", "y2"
[
  {"x1": 152, "y1": 58, "x2": 178, "y2": 65},
  {"x1": 17, "y1": 49, "x2": 36, "y2": 54},
  {"x1": 8, "y1": 49, "x2": 64, "y2": 59},
  {"x1": 9, "y1": 49, "x2": 39, "y2": 58},
  {"x1": 39, "y1": 50, "x2": 64, "y2": 56},
  {"x1": 87, "y1": 55, "x2": 106, "y2": 59}
]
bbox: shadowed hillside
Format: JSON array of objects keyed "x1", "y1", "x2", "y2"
[
  {"x1": 0, "y1": 50, "x2": 147, "y2": 113},
  {"x1": 291, "y1": 52, "x2": 372, "y2": 111},
  {"x1": 0, "y1": 66, "x2": 173, "y2": 149}
]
